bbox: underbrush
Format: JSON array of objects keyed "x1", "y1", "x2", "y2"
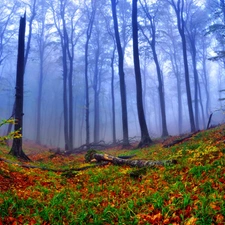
[{"x1": 0, "y1": 125, "x2": 225, "y2": 224}]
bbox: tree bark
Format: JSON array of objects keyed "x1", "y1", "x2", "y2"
[
  {"x1": 132, "y1": 0, "x2": 152, "y2": 148},
  {"x1": 9, "y1": 14, "x2": 30, "y2": 161}
]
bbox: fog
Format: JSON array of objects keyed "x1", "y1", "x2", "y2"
[{"x1": 0, "y1": 0, "x2": 225, "y2": 150}]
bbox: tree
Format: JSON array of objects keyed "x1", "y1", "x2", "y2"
[
  {"x1": 9, "y1": 14, "x2": 30, "y2": 161},
  {"x1": 50, "y1": 0, "x2": 81, "y2": 151},
  {"x1": 132, "y1": 0, "x2": 152, "y2": 147},
  {"x1": 5, "y1": 0, "x2": 37, "y2": 144},
  {"x1": 35, "y1": 0, "x2": 46, "y2": 144},
  {"x1": 185, "y1": 1, "x2": 208, "y2": 129},
  {"x1": 139, "y1": 0, "x2": 169, "y2": 137},
  {"x1": 163, "y1": 22, "x2": 184, "y2": 134},
  {"x1": 111, "y1": 0, "x2": 129, "y2": 147},
  {"x1": 168, "y1": 0, "x2": 196, "y2": 132},
  {"x1": 84, "y1": 0, "x2": 96, "y2": 146}
]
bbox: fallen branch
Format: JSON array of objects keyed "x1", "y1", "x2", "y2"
[{"x1": 163, "y1": 131, "x2": 199, "y2": 148}]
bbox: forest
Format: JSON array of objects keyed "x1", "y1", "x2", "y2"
[
  {"x1": 0, "y1": 0, "x2": 225, "y2": 150},
  {"x1": 1, "y1": 0, "x2": 225, "y2": 224}
]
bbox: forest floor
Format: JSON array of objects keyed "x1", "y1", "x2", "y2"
[{"x1": 0, "y1": 125, "x2": 225, "y2": 225}]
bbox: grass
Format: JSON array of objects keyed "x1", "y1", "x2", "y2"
[{"x1": 0, "y1": 125, "x2": 225, "y2": 224}]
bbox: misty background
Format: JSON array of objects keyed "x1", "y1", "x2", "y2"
[{"x1": 0, "y1": 0, "x2": 225, "y2": 149}]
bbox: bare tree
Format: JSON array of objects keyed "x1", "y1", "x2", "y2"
[
  {"x1": 35, "y1": 0, "x2": 46, "y2": 144},
  {"x1": 111, "y1": 0, "x2": 129, "y2": 147},
  {"x1": 50, "y1": 0, "x2": 81, "y2": 151},
  {"x1": 139, "y1": 0, "x2": 169, "y2": 137},
  {"x1": 84, "y1": 0, "x2": 96, "y2": 146},
  {"x1": 5, "y1": 0, "x2": 37, "y2": 144},
  {"x1": 132, "y1": 0, "x2": 152, "y2": 147},
  {"x1": 9, "y1": 13, "x2": 30, "y2": 161},
  {"x1": 168, "y1": 0, "x2": 196, "y2": 132}
]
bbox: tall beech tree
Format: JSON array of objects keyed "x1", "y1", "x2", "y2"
[
  {"x1": 9, "y1": 14, "x2": 30, "y2": 161},
  {"x1": 139, "y1": 0, "x2": 169, "y2": 137},
  {"x1": 6, "y1": 0, "x2": 37, "y2": 142},
  {"x1": 50, "y1": 0, "x2": 81, "y2": 151},
  {"x1": 168, "y1": 0, "x2": 196, "y2": 132},
  {"x1": 132, "y1": 0, "x2": 152, "y2": 147},
  {"x1": 36, "y1": 0, "x2": 46, "y2": 144},
  {"x1": 84, "y1": 0, "x2": 96, "y2": 146},
  {"x1": 111, "y1": 0, "x2": 129, "y2": 147}
]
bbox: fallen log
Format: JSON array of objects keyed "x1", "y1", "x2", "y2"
[
  {"x1": 163, "y1": 131, "x2": 199, "y2": 148},
  {"x1": 91, "y1": 153, "x2": 177, "y2": 168}
]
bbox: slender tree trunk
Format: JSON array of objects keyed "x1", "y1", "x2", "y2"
[
  {"x1": 177, "y1": 75, "x2": 182, "y2": 134},
  {"x1": 66, "y1": 31, "x2": 74, "y2": 152},
  {"x1": 111, "y1": 0, "x2": 129, "y2": 147},
  {"x1": 68, "y1": 54, "x2": 73, "y2": 151},
  {"x1": 93, "y1": 45, "x2": 100, "y2": 143},
  {"x1": 36, "y1": 48, "x2": 43, "y2": 144},
  {"x1": 202, "y1": 41, "x2": 210, "y2": 117},
  {"x1": 132, "y1": 0, "x2": 152, "y2": 147},
  {"x1": 84, "y1": 2, "x2": 96, "y2": 147},
  {"x1": 62, "y1": 42, "x2": 69, "y2": 150},
  {"x1": 191, "y1": 51, "x2": 199, "y2": 130},
  {"x1": 198, "y1": 81, "x2": 206, "y2": 129},
  {"x1": 152, "y1": 47, "x2": 168, "y2": 137},
  {"x1": 172, "y1": 53, "x2": 182, "y2": 134},
  {"x1": 181, "y1": 32, "x2": 195, "y2": 132},
  {"x1": 84, "y1": 40, "x2": 90, "y2": 146},
  {"x1": 9, "y1": 14, "x2": 30, "y2": 161},
  {"x1": 111, "y1": 45, "x2": 116, "y2": 144}
]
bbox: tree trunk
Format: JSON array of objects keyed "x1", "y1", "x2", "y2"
[
  {"x1": 111, "y1": 0, "x2": 129, "y2": 147},
  {"x1": 9, "y1": 14, "x2": 30, "y2": 161},
  {"x1": 132, "y1": 0, "x2": 152, "y2": 148},
  {"x1": 111, "y1": 44, "x2": 116, "y2": 144},
  {"x1": 93, "y1": 39, "x2": 100, "y2": 143},
  {"x1": 191, "y1": 47, "x2": 199, "y2": 130},
  {"x1": 6, "y1": 2, "x2": 36, "y2": 140},
  {"x1": 36, "y1": 47, "x2": 43, "y2": 144},
  {"x1": 84, "y1": 2, "x2": 96, "y2": 147},
  {"x1": 172, "y1": 0, "x2": 196, "y2": 132},
  {"x1": 152, "y1": 46, "x2": 168, "y2": 137},
  {"x1": 36, "y1": 6, "x2": 45, "y2": 144}
]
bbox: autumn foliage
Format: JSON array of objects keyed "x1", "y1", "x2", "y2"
[{"x1": 1, "y1": 125, "x2": 225, "y2": 224}]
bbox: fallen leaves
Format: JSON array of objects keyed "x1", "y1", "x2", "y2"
[{"x1": 0, "y1": 125, "x2": 225, "y2": 224}]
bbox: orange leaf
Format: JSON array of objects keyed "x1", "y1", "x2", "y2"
[
  {"x1": 163, "y1": 218, "x2": 170, "y2": 224},
  {"x1": 215, "y1": 214, "x2": 224, "y2": 223},
  {"x1": 185, "y1": 217, "x2": 198, "y2": 225},
  {"x1": 210, "y1": 203, "x2": 221, "y2": 210},
  {"x1": 152, "y1": 212, "x2": 163, "y2": 222}
]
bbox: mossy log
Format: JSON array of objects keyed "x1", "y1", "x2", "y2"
[{"x1": 92, "y1": 153, "x2": 177, "y2": 168}]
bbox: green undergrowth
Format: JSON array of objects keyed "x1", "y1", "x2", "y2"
[{"x1": 0, "y1": 125, "x2": 225, "y2": 224}]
